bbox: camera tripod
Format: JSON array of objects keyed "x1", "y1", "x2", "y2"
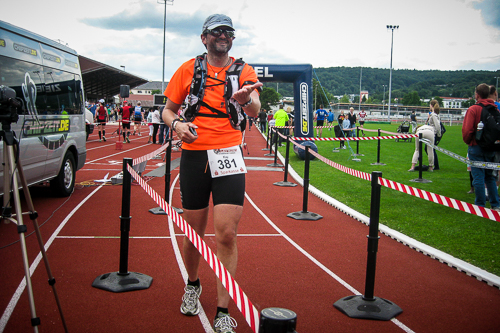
[{"x1": 1, "y1": 123, "x2": 68, "y2": 332}]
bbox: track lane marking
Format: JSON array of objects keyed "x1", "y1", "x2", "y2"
[{"x1": 244, "y1": 192, "x2": 415, "y2": 333}]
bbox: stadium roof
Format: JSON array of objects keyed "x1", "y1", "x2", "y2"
[{"x1": 79, "y1": 55, "x2": 148, "y2": 101}]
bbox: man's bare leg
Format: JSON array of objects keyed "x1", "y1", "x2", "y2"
[{"x1": 213, "y1": 204, "x2": 243, "y2": 308}]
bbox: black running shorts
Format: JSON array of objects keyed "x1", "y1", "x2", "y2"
[{"x1": 179, "y1": 149, "x2": 245, "y2": 210}]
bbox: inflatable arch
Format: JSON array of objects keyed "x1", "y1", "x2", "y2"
[{"x1": 249, "y1": 64, "x2": 313, "y2": 138}]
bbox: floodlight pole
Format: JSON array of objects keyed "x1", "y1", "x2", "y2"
[
  {"x1": 160, "y1": 0, "x2": 174, "y2": 93},
  {"x1": 382, "y1": 85, "x2": 387, "y2": 111},
  {"x1": 387, "y1": 25, "x2": 399, "y2": 123}
]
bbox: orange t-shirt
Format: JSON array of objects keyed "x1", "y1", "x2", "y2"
[{"x1": 164, "y1": 57, "x2": 258, "y2": 150}]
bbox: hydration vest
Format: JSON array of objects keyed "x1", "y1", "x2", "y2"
[{"x1": 181, "y1": 53, "x2": 259, "y2": 131}]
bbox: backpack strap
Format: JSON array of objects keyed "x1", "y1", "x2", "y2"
[{"x1": 182, "y1": 54, "x2": 208, "y2": 122}]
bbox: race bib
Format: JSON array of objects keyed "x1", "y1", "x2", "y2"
[{"x1": 207, "y1": 145, "x2": 247, "y2": 178}]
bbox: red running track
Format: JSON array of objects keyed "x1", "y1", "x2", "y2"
[{"x1": 0, "y1": 123, "x2": 499, "y2": 333}]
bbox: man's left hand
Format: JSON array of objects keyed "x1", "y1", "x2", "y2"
[{"x1": 232, "y1": 82, "x2": 263, "y2": 105}]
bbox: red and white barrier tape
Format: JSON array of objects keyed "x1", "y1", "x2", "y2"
[
  {"x1": 290, "y1": 134, "x2": 416, "y2": 141},
  {"x1": 125, "y1": 164, "x2": 260, "y2": 332},
  {"x1": 132, "y1": 142, "x2": 169, "y2": 166},
  {"x1": 289, "y1": 139, "x2": 500, "y2": 222}
]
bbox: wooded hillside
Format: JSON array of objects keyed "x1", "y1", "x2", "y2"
[{"x1": 264, "y1": 67, "x2": 500, "y2": 104}]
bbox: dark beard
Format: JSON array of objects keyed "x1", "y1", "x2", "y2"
[{"x1": 207, "y1": 38, "x2": 232, "y2": 56}]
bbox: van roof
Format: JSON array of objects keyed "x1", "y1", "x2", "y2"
[{"x1": 0, "y1": 20, "x2": 78, "y2": 56}]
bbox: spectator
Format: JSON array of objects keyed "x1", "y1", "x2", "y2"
[{"x1": 462, "y1": 83, "x2": 500, "y2": 209}]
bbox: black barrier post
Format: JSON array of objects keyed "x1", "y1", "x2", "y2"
[
  {"x1": 149, "y1": 138, "x2": 184, "y2": 214},
  {"x1": 410, "y1": 133, "x2": 432, "y2": 183},
  {"x1": 354, "y1": 127, "x2": 364, "y2": 157},
  {"x1": 333, "y1": 171, "x2": 402, "y2": 320},
  {"x1": 287, "y1": 146, "x2": 322, "y2": 221},
  {"x1": 259, "y1": 308, "x2": 298, "y2": 333},
  {"x1": 92, "y1": 158, "x2": 153, "y2": 293},
  {"x1": 370, "y1": 129, "x2": 386, "y2": 166},
  {"x1": 264, "y1": 127, "x2": 275, "y2": 156},
  {"x1": 274, "y1": 136, "x2": 297, "y2": 187},
  {"x1": 268, "y1": 129, "x2": 284, "y2": 167},
  {"x1": 262, "y1": 126, "x2": 271, "y2": 151}
]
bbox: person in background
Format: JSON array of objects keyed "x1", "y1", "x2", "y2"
[
  {"x1": 462, "y1": 83, "x2": 500, "y2": 210},
  {"x1": 337, "y1": 109, "x2": 345, "y2": 127},
  {"x1": 410, "y1": 110, "x2": 417, "y2": 133},
  {"x1": 408, "y1": 123, "x2": 439, "y2": 172},
  {"x1": 151, "y1": 106, "x2": 161, "y2": 144},
  {"x1": 348, "y1": 107, "x2": 357, "y2": 137},
  {"x1": 120, "y1": 101, "x2": 133, "y2": 143},
  {"x1": 147, "y1": 108, "x2": 154, "y2": 143},
  {"x1": 341, "y1": 113, "x2": 351, "y2": 149},
  {"x1": 327, "y1": 109, "x2": 335, "y2": 132},
  {"x1": 427, "y1": 100, "x2": 442, "y2": 170},
  {"x1": 133, "y1": 102, "x2": 144, "y2": 136},
  {"x1": 314, "y1": 104, "x2": 327, "y2": 138},
  {"x1": 257, "y1": 108, "x2": 267, "y2": 133},
  {"x1": 273, "y1": 105, "x2": 289, "y2": 146},
  {"x1": 358, "y1": 108, "x2": 367, "y2": 136},
  {"x1": 95, "y1": 101, "x2": 109, "y2": 142}
]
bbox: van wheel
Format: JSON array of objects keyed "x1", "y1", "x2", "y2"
[{"x1": 51, "y1": 151, "x2": 75, "y2": 197}]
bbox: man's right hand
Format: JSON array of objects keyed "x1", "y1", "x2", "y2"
[{"x1": 174, "y1": 121, "x2": 198, "y2": 143}]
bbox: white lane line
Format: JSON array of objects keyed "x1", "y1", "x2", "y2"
[
  {"x1": 0, "y1": 184, "x2": 105, "y2": 332},
  {"x1": 244, "y1": 192, "x2": 415, "y2": 333},
  {"x1": 86, "y1": 144, "x2": 151, "y2": 164},
  {"x1": 56, "y1": 234, "x2": 281, "y2": 239},
  {"x1": 167, "y1": 174, "x2": 213, "y2": 332}
]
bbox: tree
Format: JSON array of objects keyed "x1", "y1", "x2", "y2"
[
  {"x1": 462, "y1": 98, "x2": 476, "y2": 108},
  {"x1": 402, "y1": 91, "x2": 421, "y2": 106},
  {"x1": 151, "y1": 89, "x2": 161, "y2": 95},
  {"x1": 259, "y1": 87, "x2": 281, "y2": 109},
  {"x1": 340, "y1": 94, "x2": 350, "y2": 103},
  {"x1": 433, "y1": 96, "x2": 443, "y2": 107}
]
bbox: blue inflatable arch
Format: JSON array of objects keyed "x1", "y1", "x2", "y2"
[{"x1": 248, "y1": 64, "x2": 313, "y2": 138}]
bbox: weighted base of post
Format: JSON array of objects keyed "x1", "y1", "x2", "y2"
[
  {"x1": 149, "y1": 206, "x2": 183, "y2": 215},
  {"x1": 92, "y1": 272, "x2": 153, "y2": 293},
  {"x1": 370, "y1": 162, "x2": 386, "y2": 166},
  {"x1": 259, "y1": 308, "x2": 297, "y2": 333},
  {"x1": 333, "y1": 295, "x2": 402, "y2": 321},
  {"x1": 410, "y1": 178, "x2": 432, "y2": 183},
  {"x1": 273, "y1": 181, "x2": 297, "y2": 187},
  {"x1": 287, "y1": 211, "x2": 323, "y2": 221},
  {"x1": 267, "y1": 162, "x2": 283, "y2": 167}
]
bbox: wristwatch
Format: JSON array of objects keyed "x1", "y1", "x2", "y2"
[
  {"x1": 171, "y1": 118, "x2": 181, "y2": 131},
  {"x1": 239, "y1": 97, "x2": 253, "y2": 108}
]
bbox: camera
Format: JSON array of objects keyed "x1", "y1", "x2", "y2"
[{"x1": 0, "y1": 85, "x2": 20, "y2": 124}]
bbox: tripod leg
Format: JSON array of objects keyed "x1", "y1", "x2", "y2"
[
  {"x1": 14, "y1": 145, "x2": 69, "y2": 333},
  {"x1": 4, "y1": 145, "x2": 40, "y2": 333}
]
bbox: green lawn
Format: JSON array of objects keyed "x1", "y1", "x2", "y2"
[{"x1": 276, "y1": 122, "x2": 500, "y2": 276}]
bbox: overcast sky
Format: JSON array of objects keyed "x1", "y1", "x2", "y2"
[{"x1": 2, "y1": 0, "x2": 500, "y2": 83}]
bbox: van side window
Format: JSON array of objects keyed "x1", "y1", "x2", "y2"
[
  {"x1": 43, "y1": 70, "x2": 82, "y2": 115},
  {"x1": 0, "y1": 57, "x2": 83, "y2": 116},
  {"x1": 0, "y1": 56, "x2": 44, "y2": 116}
]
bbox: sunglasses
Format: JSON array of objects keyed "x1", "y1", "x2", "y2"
[{"x1": 205, "y1": 28, "x2": 235, "y2": 39}]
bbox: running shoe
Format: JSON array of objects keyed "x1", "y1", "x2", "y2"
[
  {"x1": 126, "y1": 137, "x2": 130, "y2": 143},
  {"x1": 180, "y1": 285, "x2": 202, "y2": 316},
  {"x1": 103, "y1": 136, "x2": 106, "y2": 142},
  {"x1": 213, "y1": 312, "x2": 237, "y2": 333}
]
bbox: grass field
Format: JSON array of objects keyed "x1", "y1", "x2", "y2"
[{"x1": 275, "y1": 122, "x2": 500, "y2": 276}]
